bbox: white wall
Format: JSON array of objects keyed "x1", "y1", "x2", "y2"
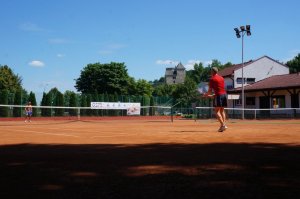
[{"x1": 234, "y1": 57, "x2": 289, "y2": 88}]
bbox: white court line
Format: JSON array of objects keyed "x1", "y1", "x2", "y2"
[
  {"x1": 89, "y1": 132, "x2": 138, "y2": 139},
  {"x1": 37, "y1": 127, "x2": 103, "y2": 134},
  {"x1": 12, "y1": 129, "x2": 80, "y2": 138},
  {"x1": 90, "y1": 134, "x2": 128, "y2": 139}
]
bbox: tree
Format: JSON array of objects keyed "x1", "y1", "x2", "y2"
[
  {"x1": 186, "y1": 62, "x2": 205, "y2": 84},
  {"x1": 47, "y1": 88, "x2": 59, "y2": 106},
  {"x1": 135, "y1": 79, "x2": 154, "y2": 96},
  {"x1": 20, "y1": 89, "x2": 29, "y2": 106},
  {"x1": 75, "y1": 62, "x2": 131, "y2": 95},
  {"x1": 153, "y1": 84, "x2": 176, "y2": 96},
  {"x1": 0, "y1": 90, "x2": 9, "y2": 117},
  {"x1": 126, "y1": 77, "x2": 137, "y2": 95},
  {"x1": 0, "y1": 65, "x2": 23, "y2": 93},
  {"x1": 41, "y1": 88, "x2": 61, "y2": 116},
  {"x1": 45, "y1": 93, "x2": 52, "y2": 116},
  {"x1": 80, "y1": 94, "x2": 87, "y2": 116},
  {"x1": 64, "y1": 90, "x2": 79, "y2": 107},
  {"x1": 286, "y1": 53, "x2": 300, "y2": 73},
  {"x1": 172, "y1": 77, "x2": 198, "y2": 108},
  {"x1": 150, "y1": 77, "x2": 165, "y2": 87},
  {"x1": 40, "y1": 92, "x2": 47, "y2": 116},
  {"x1": 210, "y1": 59, "x2": 223, "y2": 69},
  {"x1": 187, "y1": 59, "x2": 233, "y2": 85},
  {"x1": 40, "y1": 92, "x2": 52, "y2": 116},
  {"x1": 223, "y1": 62, "x2": 233, "y2": 68},
  {"x1": 54, "y1": 91, "x2": 64, "y2": 116},
  {"x1": 68, "y1": 92, "x2": 77, "y2": 116},
  {"x1": 13, "y1": 89, "x2": 22, "y2": 117},
  {"x1": 141, "y1": 95, "x2": 150, "y2": 116},
  {"x1": 86, "y1": 94, "x2": 93, "y2": 116},
  {"x1": 149, "y1": 96, "x2": 155, "y2": 116}
]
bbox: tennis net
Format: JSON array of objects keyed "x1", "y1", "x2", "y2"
[
  {"x1": 0, "y1": 104, "x2": 173, "y2": 121},
  {"x1": 195, "y1": 107, "x2": 300, "y2": 119}
]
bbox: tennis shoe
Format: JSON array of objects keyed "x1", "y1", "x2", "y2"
[
  {"x1": 218, "y1": 126, "x2": 223, "y2": 132},
  {"x1": 218, "y1": 125, "x2": 227, "y2": 132}
]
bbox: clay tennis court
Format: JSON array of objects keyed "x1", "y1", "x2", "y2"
[{"x1": 1, "y1": 119, "x2": 300, "y2": 198}]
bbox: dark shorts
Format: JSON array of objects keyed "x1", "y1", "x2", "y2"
[
  {"x1": 213, "y1": 94, "x2": 227, "y2": 107},
  {"x1": 26, "y1": 111, "x2": 32, "y2": 116}
]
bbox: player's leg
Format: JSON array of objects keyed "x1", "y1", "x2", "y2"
[
  {"x1": 220, "y1": 108, "x2": 227, "y2": 130},
  {"x1": 220, "y1": 94, "x2": 228, "y2": 130},
  {"x1": 25, "y1": 112, "x2": 28, "y2": 122},
  {"x1": 214, "y1": 107, "x2": 225, "y2": 130},
  {"x1": 214, "y1": 96, "x2": 225, "y2": 130}
]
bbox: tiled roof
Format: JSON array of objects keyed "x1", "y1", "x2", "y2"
[
  {"x1": 176, "y1": 62, "x2": 185, "y2": 70},
  {"x1": 231, "y1": 73, "x2": 300, "y2": 92},
  {"x1": 218, "y1": 60, "x2": 253, "y2": 77}
]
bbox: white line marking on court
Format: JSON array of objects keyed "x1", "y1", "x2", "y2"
[
  {"x1": 89, "y1": 133, "x2": 132, "y2": 139},
  {"x1": 12, "y1": 129, "x2": 80, "y2": 138},
  {"x1": 40, "y1": 127, "x2": 102, "y2": 134}
]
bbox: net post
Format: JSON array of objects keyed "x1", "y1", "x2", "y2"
[
  {"x1": 77, "y1": 108, "x2": 80, "y2": 121},
  {"x1": 170, "y1": 101, "x2": 181, "y2": 123}
]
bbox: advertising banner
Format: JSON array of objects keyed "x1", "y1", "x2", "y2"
[{"x1": 91, "y1": 102, "x2": 141, "y2": 115}]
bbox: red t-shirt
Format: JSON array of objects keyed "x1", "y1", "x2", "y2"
[{"x1": 209, "y1": 74, "x2": 226, "y2": 96}]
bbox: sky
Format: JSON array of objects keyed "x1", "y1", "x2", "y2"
[{"x1": 1, "y1": 0, "x2": 300, "y2": 94}]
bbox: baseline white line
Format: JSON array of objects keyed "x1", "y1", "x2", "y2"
[
  {"x1": 12, "y1": 129, "x2": 80, "y2": 138},
  {"x1": 90, "y1": 135, "x2": 127, "y2": 138}
]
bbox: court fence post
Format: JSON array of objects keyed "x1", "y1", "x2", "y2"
[{"x1": 171, "y1": 107, "x2": 173, "y2": 123}]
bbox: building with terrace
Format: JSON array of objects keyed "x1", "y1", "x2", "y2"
[{"x1": 217, "y1": 56, "x2": 300, "y2": 117}]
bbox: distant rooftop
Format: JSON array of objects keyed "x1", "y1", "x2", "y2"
[{"x1": 230, "y1": 73, "x2": 300, "y2": 92}]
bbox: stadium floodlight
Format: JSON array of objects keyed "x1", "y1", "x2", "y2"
[
  {"x1": 234, "y1": 25, "x2": 252, "y2": 119},
  {"x1": 234, "y1": 28, "x2": 241, "y2": 38},
  {"x1": 246, "y1": 25, "x2": 251, "y2": 36}
]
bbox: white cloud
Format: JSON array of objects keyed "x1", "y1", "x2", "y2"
[
  {"x1": 156, "y1": 60, "x2": 179, "y2": 65},
  {"x1": 57, "y1": 54, "x2": 66, "y2": 58},
  {"x1": 98, "y1": 43, "x2": 126, "y2": 55},
  {"x1": 184, "y1": 60, "x2": 202, "y2": 70},
  {"x1": 19, "y1": 22, "x2": 44, "y2": 32},
  {"x1": 29, "y1": 60, "x2": 45, "y2": 67},
  {"x1": 156, "y1": 59, "x2": 212, "y2": 70},
  {"x1": 204, "y1": 60, "x2": 213, "y2": 66}
]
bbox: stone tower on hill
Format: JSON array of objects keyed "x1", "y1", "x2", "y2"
[{"x1": 165, "y1": 62, "x2": 186, "y2": 84}]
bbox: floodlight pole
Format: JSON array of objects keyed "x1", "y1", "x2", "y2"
[
  {"x1": 241, "y1": 31, "x2": 245, "y2": 120},
  {"x1": 234, "y1": 25, "x2": 251, "y2": 120}
]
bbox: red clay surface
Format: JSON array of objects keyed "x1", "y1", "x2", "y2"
[{"x1": 1, "y1": 119, "x2": 300, "y2": 198}]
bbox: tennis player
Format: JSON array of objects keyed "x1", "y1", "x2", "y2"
[
  {"x1": 204, "y1": 67, "x2": 228, "y2": 132},
  {"x1": 25, "y1": 101, "x2": 33, "y2": 123}
]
